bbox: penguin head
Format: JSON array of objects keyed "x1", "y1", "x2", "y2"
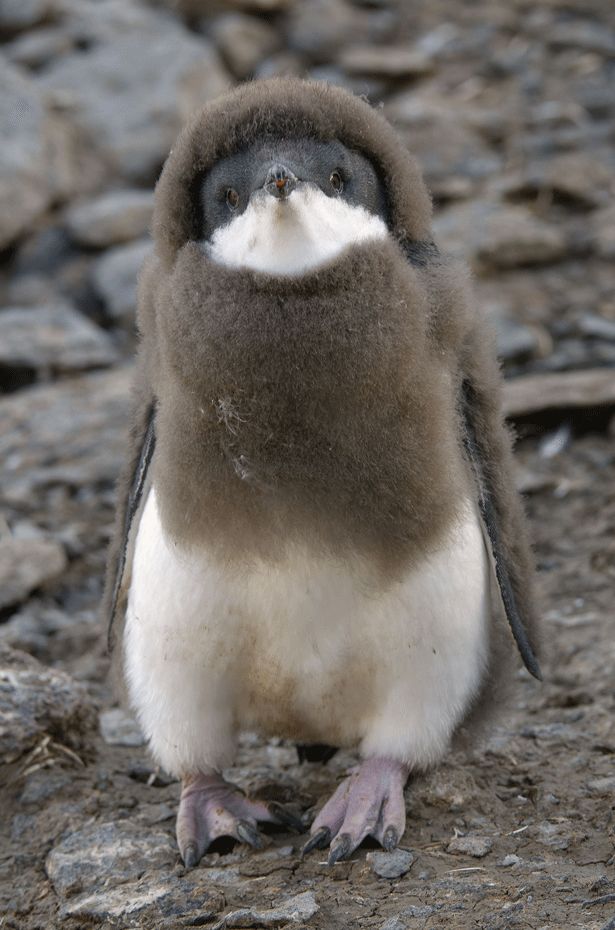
[
  {"x1": 153, "y1": 78, "x2": 433, "y2": 272},
  {"x1": 199, "y1": 137, "x2": 389, "y2": 276}
]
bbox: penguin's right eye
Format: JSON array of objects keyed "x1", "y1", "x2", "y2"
[
  {"x1": 329, "y1": 170, "x2": 344, "y2": 193},
  {"x1": 226, "y1": 188, "x2": 240, "y2": 210}
]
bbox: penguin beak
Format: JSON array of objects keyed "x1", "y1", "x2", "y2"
[{"x1": 264, "y1": 164, "x2": 297, "y2": 200}]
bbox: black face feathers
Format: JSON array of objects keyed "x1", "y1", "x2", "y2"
[{"x1": 198, "y1": 137, "x2": 388, "y2": 241}]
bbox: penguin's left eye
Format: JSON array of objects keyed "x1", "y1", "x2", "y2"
[
  {"x1": 329, "y1": 170, "x2": 344, "y2": 193},
  {"x1": 226, "y1": 188, "x2": 240, "y2": 210}
]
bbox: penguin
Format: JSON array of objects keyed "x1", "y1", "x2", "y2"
[{"x1": 103, "y1": 78, "x2": 541, "y2": 869}]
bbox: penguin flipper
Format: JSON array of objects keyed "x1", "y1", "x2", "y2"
[
  {"x1": 460, "y1": 378, "x2": 542, "y2": 681},
  {"x1": 103, "y1": 395, "x2": 156, "y2": 652}
]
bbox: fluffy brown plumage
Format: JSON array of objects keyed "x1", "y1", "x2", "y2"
[{"x1": 103, "y1": 77, "x2": 540, "y2": 864}]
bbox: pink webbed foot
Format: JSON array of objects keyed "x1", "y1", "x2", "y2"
[
  {"x1": 176, "y1": 772, "x2": 303, "y2": 868},
  {"x1": 302, "y1": 757, "x2": 410, "y2": 864}
]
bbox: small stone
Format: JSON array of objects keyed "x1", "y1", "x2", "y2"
[
  {"x1": 211, "y1": 13, "x2": 280, "y2": 79},
  {"x1": 535, "y1": 821, "x2": 571, "y2": 851},
  {"x1": 99, "y1": 708, "x2": 146, "y2": 747},
  {"x1": 0, "y1": 536, "x2": 67, "y2": 610},
  {"x1": 92, "y1": 239, "x2": 152, "y2": 324},
  {"x1": 210, "y1": 890, "x2": 319, "y2": 929},
  {"x1": 402, "y1": 905, "x2": 439, "y2": 918},
  {"x1": 418, "y1": 768, "x2": 480, "y2": 811},
  {"x1": 447, "y1": 835, "x2": 493, "y2": 858},
  {"x1": 498, "y1": 854, "x2": 522, "y2": 867},
  {"x1": 66, "y1": 190, "x2": 154, "y2": 248},
  {"x1": 46, "y1": 821, "x2": 177, "y2": 897},
  {"x1": 380, "y1": 918, "x2": 407, "y2": 930},
  {"x1": 586, "y1": 776, "x2": 615, "y2": 794},
  {"x1": 340, "y1": 45, "x2": 433, "y2": 79},
  {"x1": 366, "y1": 848, "x2": 415, "y2": 879},
  {"x1": 0, "y1": 304, "x2": 118, "y2": 385},
  {"x1": 520, "y1": 722, "x2": 575, "y2": 741},
  {"x1": 0, "y1": 644, "x2": 95, "y2": 764}
]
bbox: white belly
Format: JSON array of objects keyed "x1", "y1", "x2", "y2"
[{"x1": 124, "y1": 489, "x2": 490, "y2": 778}]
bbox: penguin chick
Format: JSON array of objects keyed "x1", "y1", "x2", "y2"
[{"x1": 104, "y1": 78, "x2": 541, "y2": 869}]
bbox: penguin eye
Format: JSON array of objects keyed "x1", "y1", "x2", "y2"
[
  {"x1": 329, "y1": 170, "x2": 343, "y2": 193},
  {"x1": 225, "y1": 188, "x2": 240, "y2": 210}
]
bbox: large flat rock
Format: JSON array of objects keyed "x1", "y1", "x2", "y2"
[
  {"x1": 37, "y1": 13, "x2": 231, "y2": 181},
  {"x1": 0, "y1": 303, "x2": 118, "y2": 380}
]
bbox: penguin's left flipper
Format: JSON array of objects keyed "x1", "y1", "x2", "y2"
[
  {"x1": 103, "y1": 388, "x2": 156, "y2": 654},
  {"x1": 460, "y1": 377, "x2": 542, "y2": 681}
]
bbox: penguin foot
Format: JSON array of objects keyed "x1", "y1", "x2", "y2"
[
  {"x1": 301, "y1": 756, "x2": 409, "y2": 864},
  {"x1": 176, "y1": 772, "x2": 303, "y2": 867}
]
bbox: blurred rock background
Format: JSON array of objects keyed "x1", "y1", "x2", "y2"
[{"x1": 1, "y1": 2, "x2": 614, "y2": 928}]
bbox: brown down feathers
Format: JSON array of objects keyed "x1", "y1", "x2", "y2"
[{"x1": 103, "y1": 78, "x2": 540, "y2": 721}]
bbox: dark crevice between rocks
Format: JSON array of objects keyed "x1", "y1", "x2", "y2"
[{"x1": 513, "y1": 406, "x2": 615, "y2": 439}]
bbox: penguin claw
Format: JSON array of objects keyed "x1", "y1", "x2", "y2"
[
  {"x1": 267, "y1": 802, "x2": 304, "y2": 833},
  {"x1": 236, "y1": 820, "x2": 264, "y2": 849},
  {"x1": 382, "y1": 826, "x2": 398, "y2": 852},
  {"x1": 327, "y1": 833, "x2": 352, "y2": 865},
  {"x1": 182, "y1": 842, "x2": 200, "y2": 869},
  {"x1": 301, "y1": 826, "x2": 331, "y2": 857}
]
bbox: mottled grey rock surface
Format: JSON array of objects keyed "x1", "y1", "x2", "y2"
[
  {"x1": 99, "y1": 708, "x2": 146, "y2": 747},
  {"x1": 367, "y1": 848, "x2": 415, "y2": 879},
  {"x1": 92, "y1": 239, "x2": 152, "y2": 323},
  {"x1": 0, "y1": 536, "x2": 67, "y2": 610},
  {"x1": 46, "y1": 821, "x2": 177, "y2": 896},
  {"x1": 434, "y1": 200, "x2": 568, "y2": 269},
  {"x1": 447, "y1": 834, "x2": 494, "y2": 858},
  {"x1": 0, "y1": 645, "x2": 95, "y2": 764},
  {"x1": 38, "y1": 16, "x2": 230, "y2": 179},
  {"x1": 210, "y1": 890, "x2": 319, "y2": 928},
  {"x1": 66, "y1": 189, "x2": 154, "y2": 248},
  {"x1": 0, "y1": 303, "x2": 117, "y2": 378},
  {"x1": 0, "y1": 367, "x2": 132, "y2": 504}
]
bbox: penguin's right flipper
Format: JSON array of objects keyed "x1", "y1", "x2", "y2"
[{"x1": 103, "y1": 389, "x2": 156, "y2": 653}]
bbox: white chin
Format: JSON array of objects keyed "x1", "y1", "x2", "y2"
[{"x1": 206, "y1": 185, "x2": 388, "y2": 277}]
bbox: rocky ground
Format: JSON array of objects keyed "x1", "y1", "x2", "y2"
[{"x1": 1, "y1": 0, "x2": 614, "y2": 927}]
